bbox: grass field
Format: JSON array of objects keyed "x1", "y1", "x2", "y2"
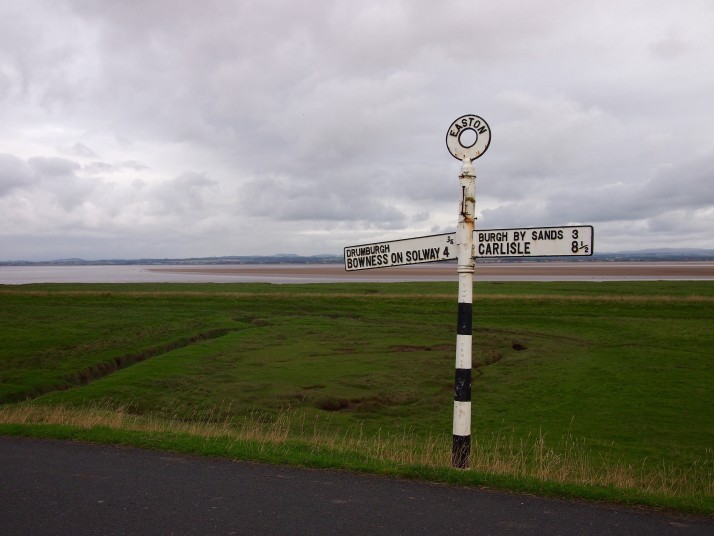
[{"x1": 1, "y1": 281, "x2": 712, "y2": 514}]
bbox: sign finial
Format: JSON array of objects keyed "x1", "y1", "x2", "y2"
[{"x1": 446, "y1": 114, "x2": 491, "y2": 161}]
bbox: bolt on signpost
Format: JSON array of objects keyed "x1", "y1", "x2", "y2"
[
  {"x1": 446, "y1": 114, "x2": 491, "y2": 468},
  {"x1": 343, "y1": 115, "x2": 593, "y2": 470}
]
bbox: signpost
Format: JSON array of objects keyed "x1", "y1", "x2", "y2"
[
  {"x1": 343, "y1": 115, "x2": 595, "y2": 469},
  {"x1": 344, "y1": 225, "x2": 593, "y2": 270},
  {"x1": 345, "y1": 233, "x2": 455, "y2": 270},
  {"x1": 475, "y1": 225, "x2": 593, "y2": 257}
]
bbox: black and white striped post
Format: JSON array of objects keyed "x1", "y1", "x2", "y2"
[
  {"x1": 453, "y1": 156, "x2": 475, "y2": 468},
  {"x1": 446, "y1": 115, "x2": 491, "y2": 469}
]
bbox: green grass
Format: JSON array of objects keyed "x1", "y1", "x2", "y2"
[{"x1": 1, "y1": 281, "x2": 712, "y2": 514}]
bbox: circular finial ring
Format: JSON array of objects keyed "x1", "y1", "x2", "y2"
[{"x1": 446, "y1": 114, "x2": 491, "y2": 161}]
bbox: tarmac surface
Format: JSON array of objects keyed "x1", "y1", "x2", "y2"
[{"x1": 2, "y1": 436, "x2": 712, "y2": 535}]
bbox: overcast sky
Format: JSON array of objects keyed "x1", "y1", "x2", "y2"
[{"x1": 1, "y1": 0, "x2": 713, "y2": 260}]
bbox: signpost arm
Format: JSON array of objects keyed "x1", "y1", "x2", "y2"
[{"x1": 453, "y1": 157, "x2": 475, "y2": 469}]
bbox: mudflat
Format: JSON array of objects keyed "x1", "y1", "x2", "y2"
[{"x1": 149, "y1": 261, "x2": 714, "y2": 280}]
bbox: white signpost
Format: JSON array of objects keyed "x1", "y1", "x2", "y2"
[
  {"x1": 345, "y1": 233, "x2": 455, "y2": 270},
  {"x1": 475, "y1": 225, "x2": 593, "y2": 257},
  {"x1": 343, "y1": 115, "x2": 595, "y2": 469},
  {"x1": 344, "y1": 225, "x2": 593, "y2": 270}
]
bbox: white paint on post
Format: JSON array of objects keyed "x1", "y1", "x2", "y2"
[
  {"x1": 455, "y1": 334, "x2": 472, "y2": 369},
  {"x1": 452, "y1": 155, "x2": 476, "y2": 469},
  {"x1": 452, "y1": 402, "x2": 471, "y2": 436}
]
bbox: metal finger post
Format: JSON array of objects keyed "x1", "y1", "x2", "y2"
[
  {"x1": 345, "y1": 116, "x2": 590, "y2": 468},
  {"x1": 446, "y1": 114, "x2": 491, "y2": 469}
]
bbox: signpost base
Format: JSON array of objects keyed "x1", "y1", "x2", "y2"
[{"x1": 452, "y1": 435, "x2": 471, "y2": 469}]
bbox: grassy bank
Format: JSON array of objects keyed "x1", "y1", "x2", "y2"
[{"x1": 1, "y1": 281, "x2": 712, "y2": 513}]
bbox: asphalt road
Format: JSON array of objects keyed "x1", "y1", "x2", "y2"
[{"x1": 1, "y1": 436, "x2": 711, "y2": 535}]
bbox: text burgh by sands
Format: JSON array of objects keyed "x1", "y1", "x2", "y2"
[{"x1": 532, "y1": 229, "x2": 564, "y2": 240}]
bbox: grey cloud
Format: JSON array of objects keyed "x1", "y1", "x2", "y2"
[
  {"x1": 481, "y1": 148, "x2": 714, "y2": 239},
  {"x1": 83, "y1": 162, "x2": 117, "y2": 174},
  {"x1": 648, "y1": 35, "x2": 689, "y2": 60},
  {"x1": 47, "y1": 1, "x2": 567, "y2": 167},
  {"x1": 550, "y1": 154, "x2": 714, "y2": 225},
  {"x1": 120, "y1": 160, "x2": 150, "y2": 171},
  {"x1": 151, "y1": 172, "x2": 218, "y2": 216},
  {"x1": 238, "y1": 174, "x2": 405, "y2": 225},
  {"x1": 646, "y1": 156, "x2": 714, "y2": 209},
  {"x1": 27, "y1": 156, "x2": 97, "y2": 211},
  {"x1": 82, "y1": 160, "x2": 151, "y2": 175},
  {"x1": 0, "y1": 154, "x2": 35, "y2": 195},
  {"x1": 1, "y1": 155, "x2": 91, "y2": 211},
  {"x1": 28, "y1": 156, "x2": 81, "y2": 177},
  {"x1": 0, "y1": 70, "x2": 12, "y2": 100},
  {"x1": 1, "y1": 1, "x2": 713, "y2": 259},
  {"x1": 84, "y1": 160, "x2": 151, "y2": 174},
  {"x1": 62, "y1": 142, "x2": 98, "y2": 158}
]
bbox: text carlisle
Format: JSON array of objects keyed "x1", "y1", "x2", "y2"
[
  {"x1": 478, "y1": 241, "x2": 531, "y2": 256},
  {"x1": 475, "y1": 226, "x2": 593, "y2": 258}
]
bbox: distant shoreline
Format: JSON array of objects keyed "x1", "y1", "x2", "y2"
[{"x1": 149, "y1": 261, "x2": 714, "y2": 279}]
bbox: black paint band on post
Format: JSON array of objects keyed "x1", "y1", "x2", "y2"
[
  {"x1": 454, "y1": 368, "x2": 471, "y2": 402},
  {"x1": 457, "y1": 302, "x2": 472, "y2": 335},
  {"x1": 452, "y1": 434, "x2": 470, "y2": 469}
]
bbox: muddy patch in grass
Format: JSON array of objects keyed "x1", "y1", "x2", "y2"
[{"x1": 390, "y1": 344, "x2": 454, "y2": 352}]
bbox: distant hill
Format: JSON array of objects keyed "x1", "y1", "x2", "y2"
[
  {"x1": 0, "y1": 254, "x2": 345, "y2": 266},
  {"x1": 592, "y1": 248, "x2": 714, "y2": 261}
]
